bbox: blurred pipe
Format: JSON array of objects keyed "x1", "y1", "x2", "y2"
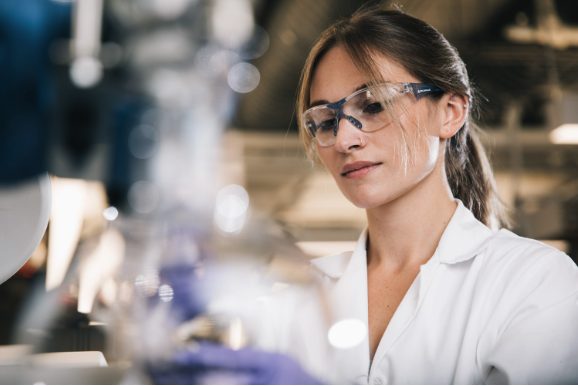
[
  {"x1": 71, "y1": 0, "x2": 103, "y2": 88},
  {"x1": 72, "y1": 0, "x2": 103, "y2": 58}
]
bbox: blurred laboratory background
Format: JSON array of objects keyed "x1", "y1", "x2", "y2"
[{"x1": 0, "y1": 0, "x2": 577, "y2": 382}]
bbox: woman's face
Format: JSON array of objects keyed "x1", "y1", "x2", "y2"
[{"x1": 308, "y1": 45, "x2": 447, "y2": 209}]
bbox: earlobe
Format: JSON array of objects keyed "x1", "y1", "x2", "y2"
[{"x1": 440, "y1": 94, "x2": 468, "y2": 139}]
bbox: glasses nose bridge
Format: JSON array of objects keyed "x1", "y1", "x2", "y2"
[
  {"x1": 330, "y1": 97, "x2": 362, "y2": 135},
  {"x1": 326, "y1": 98, "x2": 346, "y2": 136},
  {"x1": 327, "y1": 97, "x2": 347, "y2": 117}
]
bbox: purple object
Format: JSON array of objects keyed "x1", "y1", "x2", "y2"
[{"x1": 149, "y1": 341, "x2": 322, "y2": 385}]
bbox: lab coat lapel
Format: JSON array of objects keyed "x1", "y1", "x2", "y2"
[
  {"x1": 311, "y1": 231, "x2": 371, "y2": 383},
  {"x1": 371, "y1": 201, "x2": 496, "y2": 369},
  {"x1": 370, "y1": 250, "x2": 440, "y2": 368}
]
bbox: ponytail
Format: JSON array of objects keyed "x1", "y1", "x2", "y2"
[{"x1": 446, "y1": 123, "x2": 508, "y2": 228}]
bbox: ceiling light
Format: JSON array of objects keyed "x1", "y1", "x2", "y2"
[{"x1": 549, "y1": 124, "x2": 578, "y2": 144}]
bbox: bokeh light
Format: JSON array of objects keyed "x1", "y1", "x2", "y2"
[
  {"x1": 214, "y1": 184, "x2": 250, "y2": 233},
  {"x1": 129, "y1": 124, "x2": 159, "y2": 160},
  {"x1": 211, "y1": 0, "x2": 254, "y2": 49},
  {"x1": 103, "y1": 206, "x2": 119, "y2": 221},
  {"x1": 70, "y1": 56, "x2": 103, "y2": 88},
  {"x1": 158, "y1": 284, "x2": 174, "y2": 302},
  {"x1": 328, "y1": 318, "x2": 367, "y2": 349},
  {"x1": 227, "y1": 62, "x2": 260, "y2": 93},
  {"x1": 128, "y1": 181, "x2": 160, "y2": 214}
]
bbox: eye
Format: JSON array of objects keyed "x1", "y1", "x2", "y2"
[
  {"x1": 318, "y1": 119, "x2": 336, "y2": 133},
  {"x1": 362, "y1": 102, "x2": 384, "y2": 115}
]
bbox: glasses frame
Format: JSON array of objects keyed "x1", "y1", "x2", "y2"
[{"x1": 303, "y1": 82, "x2": 444, "y2": 146}]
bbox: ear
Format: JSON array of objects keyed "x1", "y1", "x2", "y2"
[{"x1": 439, "y1": 93, "x2": 468, "y2": 139}]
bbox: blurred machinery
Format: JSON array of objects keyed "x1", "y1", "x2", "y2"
[
  {"x1": 0, "y1": 0, "x2": 348, "y2": 384},
  {"x1": 0, "y1": 0, "x2": 307, "y2": 383}
]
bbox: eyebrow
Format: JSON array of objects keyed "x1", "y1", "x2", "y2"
[{"x1": 307, "y1": 83, "x2": 368, "y2": 109}]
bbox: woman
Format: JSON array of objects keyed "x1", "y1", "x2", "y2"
[
  {"x1": 152, "y1": 5, "x2": 578, "y2": 385},
  {"x1": 282, "y1": 5, "x2": 578, "y2": 384}
]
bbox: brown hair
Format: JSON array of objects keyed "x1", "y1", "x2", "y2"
[{"x1": 296, "y1": 5, "x2": 508, "y2": 227}]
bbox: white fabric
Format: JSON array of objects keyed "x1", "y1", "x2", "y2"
[{"x1": 255, "y1": 201, "x2": 578, "y2": 384}]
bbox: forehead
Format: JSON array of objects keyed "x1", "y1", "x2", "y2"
[{"x1": 309, "y1": 45, "x2": 415, "y2": 104}]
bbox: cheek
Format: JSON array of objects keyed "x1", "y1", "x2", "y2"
[
  {"x1": 399, "y1": 107, "x2": 441, "y2": 168},
  {"x1": 315, "y1": 147, "x2": 339, "y2": 175},
  {"x1": 315, "y1": 145, "x2": 328, "y2": 165},
  {"x1": 403, "y1": 130, "x2": 440, "y2": 179}
]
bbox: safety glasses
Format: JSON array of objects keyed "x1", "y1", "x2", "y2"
[{"x1": 303, "y1": 82, "x2": 444, "y2": 147}]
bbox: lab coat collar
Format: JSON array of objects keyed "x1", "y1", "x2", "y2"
[
  {"x1": 434, "y1": 200, "x2": 495, "y2": 264},
  {"x1": 311, "y1": 200, "x2": 495, "y2": 278},
  {"x1": 310, "y1": 229, "x2": 368, "y2": 279}
]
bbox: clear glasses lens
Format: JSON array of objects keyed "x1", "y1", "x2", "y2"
[{"x1": 304, "y1": 84, "x2": 401, "y2": 147}]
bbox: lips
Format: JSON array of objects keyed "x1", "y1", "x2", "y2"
[{"x1": 340, "y1": 161, "x2": 382, "y2": 177}]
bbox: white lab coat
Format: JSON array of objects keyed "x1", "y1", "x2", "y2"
[{"x1": 255, "y1": 201, "x2": 578, "y2": 384}]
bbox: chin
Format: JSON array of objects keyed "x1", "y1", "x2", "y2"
[
  {"x1": 341, "y1": 184, "x2": 409, "y2": 210},
  {"x1": 343, "y1": 190, "x2": 394, "y2": 210}
]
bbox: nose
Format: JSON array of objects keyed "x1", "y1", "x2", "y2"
[{"x1": 333, "y1": 116, "x2": 366, "y2": 153}]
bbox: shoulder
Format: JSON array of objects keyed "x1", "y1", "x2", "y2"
[
  {"x1": 488, "y1": 228, "x2": 569, "y2": 261},
  {"x1": 476, "y1": 231, "x2": 578, "y2": 383},
  {"x1": 479, "y1": 228, "x2": 578, "y2": 310},
  {"x1": 483, "y1": 229, "x2": 577, "y2": 278}
]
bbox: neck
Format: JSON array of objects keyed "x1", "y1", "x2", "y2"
[{"x1": 365, "y1": 165, "x2": 457, "y2": 271}]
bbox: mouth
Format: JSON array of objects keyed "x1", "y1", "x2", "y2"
[{"x1": 340, "y1": 161, "x2": 383, "y2": 178}]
